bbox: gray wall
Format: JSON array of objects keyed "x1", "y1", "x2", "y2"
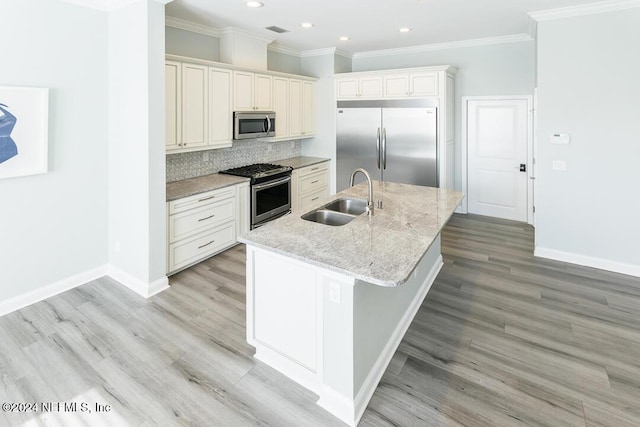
[
  {"x1": 0, "y1": 1, "x2": 109, "y2": 301},
  {"x1": 268, "y1": 50, "x2": 302, "y2": 74},
  {"x1": 352, "y1": 41, "x2": 536, "y2": 191},
  {"x1": 535, "y1": 9, "x2": 640, "y2": 269},
  {"x1": 165, "y1": 26, "x2": 219, "y2": 61}
]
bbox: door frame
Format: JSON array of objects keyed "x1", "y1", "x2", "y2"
[{"x1": 460, "y1": 95, "x2": 535, "y2": 225}]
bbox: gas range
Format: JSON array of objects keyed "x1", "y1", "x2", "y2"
[
  {"x1": 219, "y1": 163, "x2": 293, "y2": 185},
  {"x1": 219, "y1": 163, "x2": 293, "y2": 228}
]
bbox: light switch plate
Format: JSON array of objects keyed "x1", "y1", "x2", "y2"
[
  {"x1": 552, "y1": 160, "x2": 567, "y2": 171},
  {"x1": 329, "y1": 283, "x2": 341, "y2": 304}
]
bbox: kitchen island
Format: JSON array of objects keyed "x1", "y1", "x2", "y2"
[{"x1": 238, "y1": 181, "x2": 463, "y2": 426}]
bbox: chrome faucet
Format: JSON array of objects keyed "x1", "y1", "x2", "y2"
[{"x1": 349, "y1": 168, "x2": 374, "y2": 216}]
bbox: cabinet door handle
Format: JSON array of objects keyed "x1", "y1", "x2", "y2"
[
  {"x1": 198, "y1": 240, "x2": 215, "y2": 249},
  {"x1": 311, "y1": 180, "x2": 319, "y2": 184},
  {"x1": 198, "y1": 214, "x2": 215, "y2": 222},
  {"x1": 311, "y1": 197, "x2": 319, "y2": 201},
  {"x1": 199, "y1": 195, "x2": 216, "y2": 202}
]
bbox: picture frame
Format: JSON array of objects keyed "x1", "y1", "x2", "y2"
[{"x1": 0, "y1": 86, "x2": 49, "y2": 179}]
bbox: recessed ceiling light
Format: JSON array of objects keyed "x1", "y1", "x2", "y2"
[
  {"x1": 245, "y1": 1, "x2": 264, "y2": 8},
  {"x1": 399, "y1": 27, "x2": 412, "y2": 33},
  {"x1": 300, "y1": 22, "x2": 314, "y2": 28},
  {"x1": 339, "y1": 36, "x2": 350, "y2": 41}
]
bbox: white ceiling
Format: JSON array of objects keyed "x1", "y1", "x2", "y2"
[{"x1": 165, "y1": 0, "x2": 606, "y2": 54}]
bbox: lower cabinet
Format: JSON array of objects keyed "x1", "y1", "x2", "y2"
[
  {"x1": 292, "y1": 161, "x2": 330, "y2": 212},
  {"x1": 167, "y1": 182, "x2": 249, "y2": 274}
]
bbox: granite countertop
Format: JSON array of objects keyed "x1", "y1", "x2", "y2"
[
  {"x1": 166, "y1": 174, "x2": 249, "y2": 202},
  {"x1": 275, "y1": 156, "x2": 330, "y2": 169},
  {"x1": 166, "y1": 156, "x2": 330, "y2": 201},
  {"x1": 238, "y1": 181, "x2": 464, "y2": 287}
]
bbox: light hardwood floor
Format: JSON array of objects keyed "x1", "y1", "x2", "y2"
[{"x1": 1, "y1": 214, "x2": 639, "y2": 426}]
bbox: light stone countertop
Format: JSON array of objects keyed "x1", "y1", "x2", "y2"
[
  {"x1": 166, "y1": 174, "x2": 249, "y2": 202},
  {"x1": 238, "y1": 181, "x2": 464, "y2": 287},
  {"x1": 275, "y1": 156, "x2": 330, "y2": 169}
]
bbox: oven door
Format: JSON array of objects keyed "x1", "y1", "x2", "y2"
[{"x1": 252, "y1": 175, "x2": 291, "y2": 227}]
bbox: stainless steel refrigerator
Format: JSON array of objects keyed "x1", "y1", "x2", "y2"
[{"x1": 336, "y1": 100, "x2": 438, "y2": 192}]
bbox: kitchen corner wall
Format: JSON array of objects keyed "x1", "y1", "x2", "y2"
[{"x1": 166, "y1": 139, "x2": 301, "y2": 182}]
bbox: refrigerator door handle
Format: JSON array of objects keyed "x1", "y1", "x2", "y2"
[
  {"x1": 376, "y1": 127, "x2": 381, "y2": 169},
  {"x1": 382, "y1": 127, "x2": 387, "y2": 170}
]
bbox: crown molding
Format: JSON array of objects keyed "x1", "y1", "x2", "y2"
[
  {"x1": 300, "y1": 47, "x2": 353, "y2": 58},
  {"x1": 165, "y1": 16, "x2": 220, "y2": 37},
  {"x1": 529, "y1": 0, "x2": 640, "y2": 21},
  {"x1": 219, "y1": 27, "x2": 274, "y2": 45},
  {"x1": 268, "y1": 44, "x2": 302, "y2": 57},
  {"x1": 60, "y1": 0, "x2": 171, "y2": 11},
  {"x1": 353, "y1": 34, "x2": 532, "y2": 59}
]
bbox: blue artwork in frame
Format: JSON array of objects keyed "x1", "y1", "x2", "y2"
[
  {"x1": 0, "y1": 103, "x2": 19, "y2": 164},
  {"x1": 0, "y1": 87, "x2": 48, "y2": 179}
]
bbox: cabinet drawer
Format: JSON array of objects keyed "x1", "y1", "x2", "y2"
[
  {"x1": 169, "y1": 198, "x2": 235, "y2": 244},
  {"x1": 298, "y1": 162, "x2": 328, "y2": 178},
  {"x1": 168, "y1": 222, "x2": 236, "y2": 273},
  {"x1": 169, "y1": 187, "x2": 235, "y2": 215},
  {"x1": 299, "y1": 170, "x2": 328, "y2": 195},
  {"x1": 299, "y1": 188, "x2": 329, "y2": 212}
]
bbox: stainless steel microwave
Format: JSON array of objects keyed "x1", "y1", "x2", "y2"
[{"x1": 233, "y1": 111, "x2": 276, "y2": 140}]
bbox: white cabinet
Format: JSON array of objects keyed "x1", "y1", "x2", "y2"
[
  {"x1": 273, "y1": 77, "x2": 290, "y2": 137},
  {"x1": 167, "y1": 182, "x2": 249, "y2": 274},
  {"x1": 301, "y1": 80, "x2": 316, "y2": 136},
  {"x1": 273, "y1": 77, "x2": 316, "y2": 139},
  {"x1": 181, "y1": 63, "x2": 208, "y2": 149},
  {"x1": 208, "y1": 67, "x2": 233, "y2": 148},
  {"x1": 336, "y1": 75, "x2": 382, "y2": 99},
  {"x1": 233, "y1": 71, "x2": 273, "y2": 112},
  {"x1": 166, "y1": 60, "x2": 233, "y2": 153},
  {"x1": 292, "y1": 162, "x2": 329, "y2": 212},
  {"x1": 165, "y1": 61, "x2": 182, "y2": 151},
  {"x1": 383, "y1": 72, "x2": 438, "y2": 98}
]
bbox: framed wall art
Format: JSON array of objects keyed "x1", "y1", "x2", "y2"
[{"x1": 0, "y1": 86, "x2": 49, "y2": 179}]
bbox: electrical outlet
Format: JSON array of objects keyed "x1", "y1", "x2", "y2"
[
  {"x1": 290, "y1": 141, "x2": 295, "y2": 149},
  {"x1": 552, "y1": 160, "x2": 567, "y2": 171},
  {"x1": 329, "y1": 283, "x2": 341, "y2": 304},
  {"x1": 202, "y1": 151, "x2": 209, "y2": 162},
  {"x1": 267, "y1": 144, "x2": 273, "y2": 152}
]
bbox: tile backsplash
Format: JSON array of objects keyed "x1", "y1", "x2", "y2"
[{"x1": 166, "y1": 139, "x2": 302, "y2": 182}]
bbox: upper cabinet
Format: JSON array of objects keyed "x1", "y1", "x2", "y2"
[
  {"x1": 383, "y1": 72, "x2": 438, "y2": 98},
  {"x1": 166, "y1": 61, "x2": 233, "y2": 153},
  {"x1": 166, "y1": 55, "x2": 317, "y2": 154},
  {"x1": 233, "y1": 71, "x2": 273, "y2": 112},
  {"x1": 336, "y1": 75, "x2": 382, "y2": 99}
]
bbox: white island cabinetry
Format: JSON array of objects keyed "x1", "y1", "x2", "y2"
[{"x1": 240, "y1": 182, "x2": 463, "y2": 426}]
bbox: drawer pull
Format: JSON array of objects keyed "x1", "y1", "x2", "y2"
[
  {"x1": 198, "y1": 240, "x2": 215, "y2": 249},
  {"x1": 311, "y1": 197, "x2": 319, "y2": 201},
  {"x1": 311, "y1": 180, "x2": 319, "y2": 184},
  {"x1": 199, "y1": 195, "x2": 216, "y2": 202},
  {"x1": 198, "y1": 214, "x2": 215, "y2": 222},
  {"x1": 310, "y1": 167, "x2": 319, "y2": 171}
]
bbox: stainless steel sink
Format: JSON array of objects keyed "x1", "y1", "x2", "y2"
[
  {"x1": 323, "y1": 198, "x2": 368, "y2": 215},
  {"x1": 301, "y1": 209, "x2": 357, "y2": 226}
]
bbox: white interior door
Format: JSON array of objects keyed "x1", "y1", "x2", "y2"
[{"x1": 467, "y1": 98, "x2": 530, "y2": 222}]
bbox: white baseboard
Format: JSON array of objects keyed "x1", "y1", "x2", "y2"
[
  {"x1": 107, "y1": 265, "x2": 170, "y2": 298},
  {"x1": 351, "y1": 255, "x2": 444, "y2": 426},
  {"x1": 0, "y1": 265, "x2": 170, "y2": 318},
  {"x1": 535, "y1": 247, "x2": 640, "y2": 278},
  {"x1": 0, "y1": 265, "x2": 108, "y2": 317}
]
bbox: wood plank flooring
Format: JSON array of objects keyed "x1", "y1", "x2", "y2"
[{"x1": 1, "y1": 214, "x2": 639, "y2": 426}]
